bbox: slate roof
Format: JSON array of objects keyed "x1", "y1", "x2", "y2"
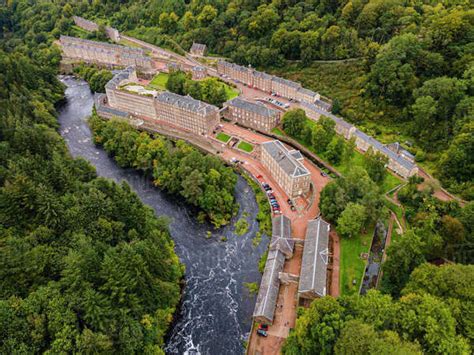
[
  {"x1": 192, "y1": 65, "x2": 206, "y2": 72},
  {"x1": 270, "y1": 215, "x2": 294, "y2": 258},
  {"x1": 314, "y1": 99, "x2": 332, "y2": 111},
  {"x1": 297, "y1": 87, "x2": 318, "y2": 99},
  {"x1": 105, "y1": 67, "x2": 135, "y2": 90},
  {"x1": 386, "y1": 142, "x2": 415, "y2": 160},
  {"x1": 272, "y1": 76, "x2": 301, "y2": 89},
  {"x1": 156, "y1": 91, "x2": 219, "y2": 115},
  {"x1": 353, "y1": 129, "x2": 416, "y2": 171},
  {"x1": 262, "y1": 140, "x2": 310, "y2": 178},
  {"x1": 253, "y1": 70, "x2": 273, "y2": 80},
  {"x1": 226, "y1": 97, "x2": 278, "y2": 118},
  {"x1": 298, "y1": 217, "x2": 330, "y2": 297},
  {"x1": 253, "y1": 249, "x2": 286, "y2": 323},
  {"x1": 288, "y1": 150, "x2": 303, "y2": 161},
  {"x1": 60, "y1": 35, "x2": 143, "y2": 54},
  {"x1": 94, "y1": 93, "x2": 129, "y2": 118},
  {"x1": 191, "y1": 42, "x2": 207, "y2": 53}
]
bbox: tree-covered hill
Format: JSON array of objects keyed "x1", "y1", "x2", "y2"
[
  {"x1": 283, "y1": 264, "x2": 473, "y2": 354},
  {"x1": 0, "y1": 6, "x2": 183, "y2": 354},
  {"x1": 2, "y1": 0, "x2": 472, "y2": 198}
]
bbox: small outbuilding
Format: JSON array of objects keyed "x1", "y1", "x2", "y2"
[{"x1": 190, "y1": 42, "x2": 207, "y2": 56}]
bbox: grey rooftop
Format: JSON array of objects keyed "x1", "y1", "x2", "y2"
[
  {"x1": 297, "y1": 87, "x2": 318, "y2": 98},
  {"x1": 191, "y1": 42, "x2": 207, "y2": 52},
  {"x1": 226, "y1": 97, "x2": 279, "y2": 118},
  {"x1": 262, "y1": 140, "x2": 310, "y2": 178},
  {"x1": 60, "y1": 35, "x2": 143, "y2": 54},
  {"x1": 156, "y1": 91, "x2": 219, "y2": 116},
  {"x1": 298, "y1": 217, "x2": 330, "y2": 298},
  {"x1": 314, "y1": 99, "x2": 332, "y2": 111},
  {"x1": 270, "y1": 215, "x2": 294, "y2": 258},
  {"x1": 272, "y1": 76, "x2": 301, "y2": 89},
  {"x1": 354, "y1": 129, "x2": 416, "y2": 170},
  {"x1": 253, "y1": 249, "x2": 285, "y2": 323},
  {"x1": 105, "y1": 66, "x2": 135, "y2": 90}
]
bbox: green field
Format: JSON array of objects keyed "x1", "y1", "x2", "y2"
[
  {"x1": 216, "y1": 132, "x2": 231, "y2": 143},
  {"x1": 340, "y1": 225, "x2": 374, "y2": 296},
  {"x1": 147, "y1": 72, "x2": 169, "y2": 90},
  {"x1": 271, "y1": 127, "x2": 285, "y2": 136},
  {"x1": 328, "y1": 149, "x2": 402, "y2": 193},
  {"x1": 238, "y1": 140, "x2": 254, "y2": 152},
  {"x1": 223, "y1": 84, "x2": 239, "y2": 100}
]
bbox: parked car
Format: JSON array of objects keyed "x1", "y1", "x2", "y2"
[
  {"x1": 257, "y1": 329, "x2": 268, "y2": 337},
  {"x1": 287, "y1": 199, "x2": 293, "y2": 205},
  {"x1": 291, "y1": 206, "x2": 296, "y2": 211},
  {"x1": 259, "y1": 324, "x2": 269, "y2": 331},
  {"x1": 320, "y1": 172, "x2": 328, "y2": 177}
]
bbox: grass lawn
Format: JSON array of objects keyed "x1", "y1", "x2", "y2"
[
  {"x1": 329, "y1": 149, "x2": 402, "y2": 193},
  {"x1": 271, "y1": 127, "x2": 286, "y2": 136},
  {"x1": 340, "y1": 224, "x2": 374, "y2": 296},
  {"x1": 223, "y1": 84, "x2": 239, "y2": 100},
  {"x1": 119, "y1": 37, "x2": 147, "y2": 49},
  {"x1": 147, "y1": 72, "x2": 169, "y2": 90},
  {"x1": 281, "y1": 117, "x2": 403, "y2": 193},
  {"x1": 71, "y1": 25, "x2": 91, "y2": 37},
  {"x1": 216, "y1": 132, "x2": 231, "y2": 143},
  {"x1": 238, "y1": 140, "x2": 254, "y2": 152}
]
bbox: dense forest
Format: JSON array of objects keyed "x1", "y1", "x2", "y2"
[
  {"x1": 166, "y1": 69, "x2": 230, "y2": 107},
  {"x1": 89, "y1": 114, "x2": 238, "y2": 227},
  {"x1": 42, "y1": 0, "x2": 471, "y2": 199},
  {"x1": 283, "y1": 264, "x2": 473, "y2": 354},
  {"x1": 0, "y1": 0, "x2": 473, "y2": 353},
  {"x1": 0, "y1": 3, "x2": 185, "y2": 353},
  {"x1": 1, "y1": 0, "x2": 472, "y2": 198}
]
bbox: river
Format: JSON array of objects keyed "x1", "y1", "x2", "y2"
[{"x1": 57, "y1": 77, "x2": 268, "y2": 354}]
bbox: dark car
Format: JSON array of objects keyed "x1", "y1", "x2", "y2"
[
  {"x1": 291, "y1": 206, "x2": 296, "y2": 211},
  {"x1": 257, "y1": 329, "x2": 268, "y2": 337},
  {"x1": 320, "y1": 172, "x2": 328, "y2": 177},
  {"x1": 259, "y1": 324, "x2": 269, "y2": 331}
]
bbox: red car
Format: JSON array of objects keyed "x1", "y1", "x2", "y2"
[{"x1": 259, "y1": 324, "x2": 269, "y2": 331}]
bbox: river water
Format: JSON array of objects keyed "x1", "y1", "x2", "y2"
[{"x1": 57, "y1": 77, "x2": 267, "y2": 354}]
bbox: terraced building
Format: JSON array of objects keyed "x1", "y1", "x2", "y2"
[{"x1": 59, "y1": 35, "x2": 153, "y2": 70}]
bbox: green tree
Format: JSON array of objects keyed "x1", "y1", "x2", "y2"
[
  {"x1": 197, "y1": 5, "x2": 217, "y2": 25},
  {"x1": 402, "y1": 263, "x2": 474, "y2": 342},
  {"x1": 381, "y1": 229, "x2": 426, "y2": 297},
  {"x1": 282, "y1": 109, "x2": 307, "y2": 138},
  {"x1": 325, "y1": 136, "x2": 345, "y2": 165},
  {"x1": 336, "y1": 203, "x2": 366, "y2": 238},
  {"x1": 363, "y1": 147, "x2": 388, "y2": 184}
]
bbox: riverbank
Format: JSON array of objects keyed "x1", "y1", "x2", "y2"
[{"x1": 58, "y1": 77, "x2": 269, "y2": 354}]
